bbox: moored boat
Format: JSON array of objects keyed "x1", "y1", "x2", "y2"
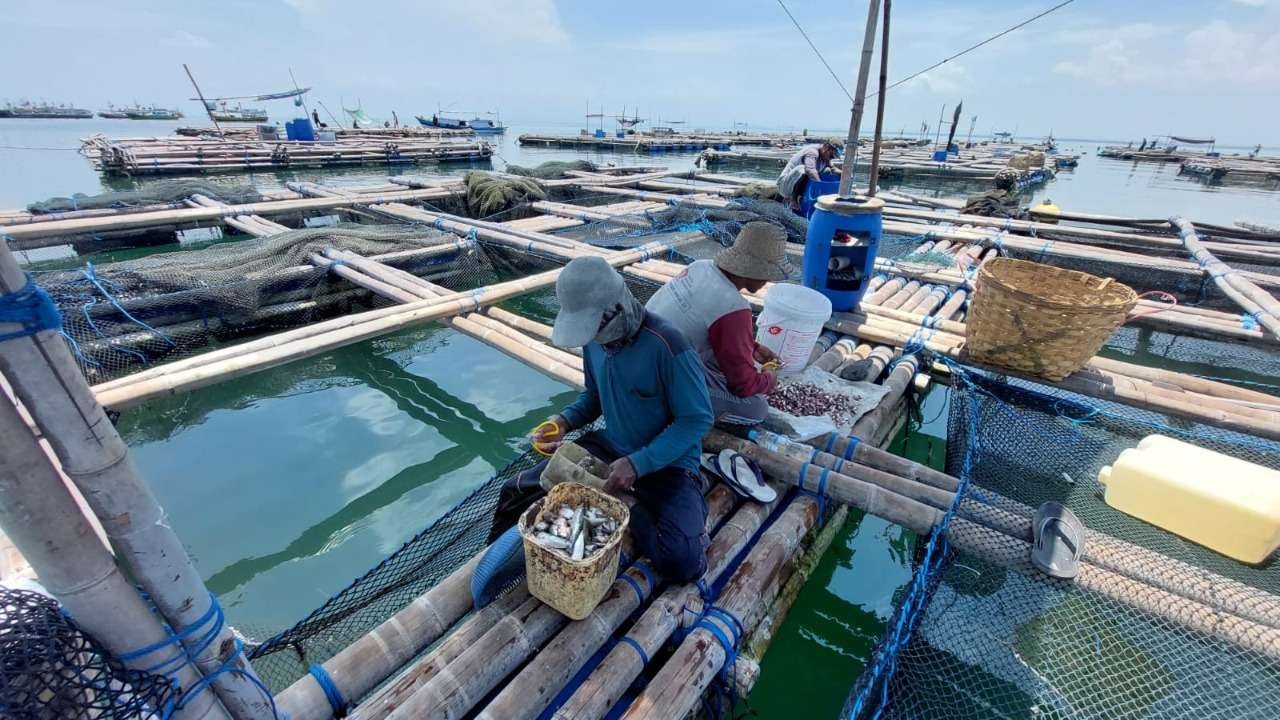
[{"x1": 1, "y1": 101, "x2": 93, "y2": 119}]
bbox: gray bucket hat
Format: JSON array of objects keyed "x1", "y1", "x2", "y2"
[
  {"x1": 551, "y1": 256, "x2": 627, "y2": 347},
  {"x1": 715, "y1": 221, "x2": 793, "y2": 282}
]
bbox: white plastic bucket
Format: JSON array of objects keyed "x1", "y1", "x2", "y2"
[{"x1": 755, "y1": 284, "x2": 832, "y2": 375}]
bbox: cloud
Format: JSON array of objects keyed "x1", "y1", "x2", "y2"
[
  {"x1": 901, "y1": 63, "x2": 971, "y2": 95},
  {"x1": 1232, "y1": 0, "x2": 1266, "y2": 7},
  {"x1": 1050, "y1": 20, "x2": 1279, "y2": 89},
  {"x1": 162, "y1": 30, "x2": 214, "y2": 49}
]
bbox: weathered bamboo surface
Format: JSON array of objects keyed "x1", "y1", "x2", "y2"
[{"x1": 1172, "y1": 216, "x2": 1280, "y2": 340}]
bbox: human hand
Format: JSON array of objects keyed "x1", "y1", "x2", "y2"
[
  {"x1": 753, "y1": 343, "x2": 780, "y2": 365},
  {"x1": 531, "y1": 415, "x2": 566, "y2": 454},
  {"x1": 604, "y1": 457, "x2": 638, "y2": 495}
]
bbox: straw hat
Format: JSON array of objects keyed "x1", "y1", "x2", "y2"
[{"x1": 715, "y1": 222, "x2": 793, "y2": 282}]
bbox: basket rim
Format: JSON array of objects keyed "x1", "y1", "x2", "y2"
[{"x1": 978, "y1": 257, "x2": 1136, "y2": 311}]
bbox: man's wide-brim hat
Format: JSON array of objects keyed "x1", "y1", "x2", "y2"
[{"x1": 715, "y1": 221, "x2": 793, "y2": 282}]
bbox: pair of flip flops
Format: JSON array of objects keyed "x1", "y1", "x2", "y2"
[
  {"x1": 701, "y1": 450, "x2": 776, "y2": 504},
  {"x1": 1031, "y1": 501, "x2": 1085, "y2": 579}
]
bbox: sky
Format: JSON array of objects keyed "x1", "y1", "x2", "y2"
[{"x1": 1, "y1": 0, "x2": 1276, "y2": 144}]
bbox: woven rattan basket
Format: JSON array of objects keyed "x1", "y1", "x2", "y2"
[{"x1": 966, "y1": 258, "x2": 1136, "y2": 381}]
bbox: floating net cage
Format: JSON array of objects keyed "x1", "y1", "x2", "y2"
[
  {"x1": 243, "y1": 257, "x2": 671, "y2": 691},
  {"x1": 26, "y1": 179, "x2": 264, "y2": 215},
  {"x1": 33, "y1": 224, "x2": 484, "y2": 383},
  {"x1": 0, "y1": 588, "x2": 175, "y2": 719},
  {"x1": 847, "y1": 369, "x2": 1280, "y2": 720}
]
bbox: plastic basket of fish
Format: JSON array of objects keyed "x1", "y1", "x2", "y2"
[{"x1": 519, "y1": 482, "x2": 629, "y2": 619}]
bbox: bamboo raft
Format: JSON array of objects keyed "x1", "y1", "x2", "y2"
[
  {"x1": 80, "y1": 134, "x2": 494, "y2": 176},
  {"x1": 174, "y1": 126, "x2": 474, "y2": 140},
  {"x1": 3, "y1": 163, "x2": 1279, "y2": 719}
]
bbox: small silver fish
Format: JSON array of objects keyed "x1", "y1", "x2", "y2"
[
  {"x1": 558, "y1": 507, "x2": 575, "y2": 520},
  {"x1": 535, "y1": 521, "x2": 549, "y2": 532},
  {"x1": 535, "y1": 532, "x2": 570, "y2": 550},
  {"x1": 571, "y1": 529, "x2": 586, "y2": 560}
]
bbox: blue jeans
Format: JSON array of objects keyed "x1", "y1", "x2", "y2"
[{"x1": 491, "y1": 431, "x2": 709, "y2": 582}]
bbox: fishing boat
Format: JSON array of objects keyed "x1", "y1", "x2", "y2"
[
  {"x1": 0, "y1": 101, "x2": 93, "y2": 119},
  {"x1": 208, "y1": 102, "x2": 268, "y2": 123},
  {"x1": 97, "y1": 104, "x2": 129, "y2": 119},
  {"x1": 417, "y1": 112, "x2": 505, "y2": 134},
  {"x1": 124, "y1": 106, "x2": 184, "y2": 121}
]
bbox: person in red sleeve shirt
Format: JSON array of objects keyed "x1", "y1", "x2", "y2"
[{"x1": 646, "y1": 221, "x2": 794, "y2": 426}]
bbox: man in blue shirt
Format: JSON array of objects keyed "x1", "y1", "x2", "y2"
[{"x1": 490, "y1": 256, "x2": 714, "y2": 581}]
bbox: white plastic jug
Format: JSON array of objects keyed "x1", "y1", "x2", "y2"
[{"x1": 755, "y1": 284, "x2": 833, "y2": 375}]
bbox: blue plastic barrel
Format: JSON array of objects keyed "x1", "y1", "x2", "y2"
[
  {"x1": 802, "y1": 195, "x2": 885, "y2": 311},
  {"x1": 285, "y1": 118, "x2": 315, "y2": 142},
  {"x1": 800, "y1": 174, "x2": 841, "y2": 219},
  {"x1": 932, "y1": 149, "x2": 948, "y2": 162},
  {"x1": 594, "y1": 129, "x2": 606, "y2": 138}
]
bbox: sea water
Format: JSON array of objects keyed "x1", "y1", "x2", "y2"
[{"x1": 3, "y1": 118, "x2": 1276, "y2": 713}]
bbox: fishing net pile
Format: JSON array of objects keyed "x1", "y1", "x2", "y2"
[
  {"x1": 0, "y1": 588, "x2": 176, "y2": 719},
  {"x1": 958, "y1": 189, "x2": 1026, "y2": 219},
  {"x1": 35, "y1": 224, "x2": 473, "y2": 382},
  {"x1": 27, "y1": 179, "x2": 263, "y2": 214},
  {"x1": 464, "y1": 171, "x2": 547, "y2": 216},
  {"x1": 846, "y1": 370, "x2": 1280, "y2": 719},
  {"x1": 505, "y1": 160, "x2": 597, "y2": 179}
]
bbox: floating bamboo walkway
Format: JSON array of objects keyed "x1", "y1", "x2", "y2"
[
  {"x1": 517, "y1": 129, "x2": 839, "y2": 153},
  {"x1": 1098, "y1": 145, "x2": 1280, "y2": 188},
  {"x1": 174, "y1": 126, "x2": 474, "y2": 141},
  {"x1": 6, "y1": 161, "x2": 1280, "y2": 719},
  {"x1": 80, "y1": 134, "x2": 494, "y2": 176}
]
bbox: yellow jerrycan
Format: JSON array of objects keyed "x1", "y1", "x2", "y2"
[{"x1": 1098, "y1": 434, "x2": 1280, "y2": 564}]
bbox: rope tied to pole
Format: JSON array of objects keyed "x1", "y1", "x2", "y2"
[{"x1": 0, "y1": 273, "x2": 62, "y2": 342}]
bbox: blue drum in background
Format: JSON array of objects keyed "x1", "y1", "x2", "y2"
[{"x1": 801, "y1": 195, "x2": 884, "y2": 312}]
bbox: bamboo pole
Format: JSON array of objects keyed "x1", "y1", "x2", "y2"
[
  {"x1": 473, "y1": 486, "x2": 741, "y2": 720},
  {"x1": 0, "y1": 394, "x2": 229, "y2": 720},
  {"x1": 617, "y1": 495, "x2": 821, "y2": 720},
  {"x1": 381, "y1": 487, "x2": 739, "y2": 720},
  {"x1": 1172, "y1": 216, "x2": 1280, "y2": 340},
  {"x1": 275, "y1": 554, "x2": 486, "y2": 720},
  {"x1": 0, "y1": 243, "x2": 270, "y2": 717},
  {"x1": 730, "y1": 429, "x2": 1280, "y2": 633},
  {"x1": 92, "y1": 234, "x2": 699, "y2": 409},
  {"x1": 346, "y1": 585, "x2": 531, "y2": 720}
]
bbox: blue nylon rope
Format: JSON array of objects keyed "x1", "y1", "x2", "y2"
[
  {"x1": 618, "y1": 636, "x2": 651, "y2": 666},
  {"x1": 843, "y1": 435, "x2": 861, "y2": 460},
  {"x1": 0, "y1": 274, "x2": 62, "y2": 342},
  {"x1": 619, "y1": 574, "x2": 646, "y2": 604},
  {"x1": 310, "y1": 663, "x2": 348, "y2": 716},
  {"x1": 631, "y1": 560, "x2": 656, "y2": 594}
]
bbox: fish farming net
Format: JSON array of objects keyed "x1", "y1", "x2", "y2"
[
  {"x1": 26, "y1": 179, "x2": 263, "y2": 214},
  {"x1": 505, "y1": 160, "x2": 597, "y2": 179},
  {"x1": 0, "y1": 587, "x2": 176, "y2": 719},
  {"x1": 848, "y1": 368, "x2": 1280, "y2": 720},
  {"x1": 33, "y1": 224, "x2": 478, "y2": 383},
  {"x1": 243, "y1": 249, "x2": 670, "y2": 691}
]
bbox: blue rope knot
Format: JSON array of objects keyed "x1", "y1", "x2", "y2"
[
  {"x1": 433, "y1": 218, "x2": 446, "y2": 230},
  {"x1": 695, "y1": 606, "x2": 745, "y2": 679},
  {"x1": 310, "y1": 663, "x2": 349, "y2": 717},
  {"x1": 1242, "y1": 312, "x2": 1259, "y2": 330},
  {"x1": 843, "y1": 435, "x2": 861, "y2": 460},
  {"x1": 0, "y1": 273, "x2": 62, "y2": 342},
  {"x1": 466, "y1": 227, "x2": 478, "y2": 243}
]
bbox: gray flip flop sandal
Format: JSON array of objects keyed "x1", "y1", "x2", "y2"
[
  {"x1": 1031, "y1": 501, "x2": 1084, "y2": 579},
  {"x1": 715, "y1": 450, "x2": 777, "y2": 504}
]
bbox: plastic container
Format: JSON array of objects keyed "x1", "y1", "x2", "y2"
[
  {"x1": 285, "y1": 118, "x2": 315, "y2": 142},
  {"x1": 1098, "y1": 434, "x2": 1280, "y2": 564},
  {"x1": 317, "y1": 130, "x2": 337, "y2": 143},
  {"x1": 755, "y1": 283, "x2": 833, "y2": 375},
  {"x1": 539, "y1": 441, "x2": 610, "y2": 492},
  {"x1": 519, "y1": 482, "x2": 630, "y2": 619},
  {"x1": 799, "y1": 174, "x2": 840, "y2": 219},
  {"x1": 802, "y1": 194, "x2": 884, "y2": 311}
]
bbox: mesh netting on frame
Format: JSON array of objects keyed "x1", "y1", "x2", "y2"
[
  {"x1": 0, "y1": 588, "x2": 176, "y2": 719},
  {"x1": 849, "y1": 370, "x2": 1280, "y2": 720}
]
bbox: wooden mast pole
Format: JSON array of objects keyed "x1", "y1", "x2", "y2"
[
  {"x1": 866, "y1": 0, "x2": 891, "y2": 197},
  {"x1": 183, "y1": 63, "x2": 224, "y2": 139},
  {"x1": 837, "y1": 0, "x2": 882, "y2": 197}
]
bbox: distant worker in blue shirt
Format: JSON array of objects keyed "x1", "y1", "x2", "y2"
[{"x1": 490, "y1": 256, "x2": 714, "y2": 581}]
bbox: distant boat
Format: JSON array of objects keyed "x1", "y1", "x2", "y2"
[
  {"x1": 207, "y1": 102, "x2": 268, "y2": 122},
  {"x1": 0, "y1": 101, "x2": 93, "y2": 119},
  {"x1": 124, "y1": 106, "x2": 184, "y2": 120},
  {"x1": 97, "y1": 106, "x2": 129, "y2": 119},
  {"x1": 417, "y1": 112, "x2": 505, "y2": 134}
]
